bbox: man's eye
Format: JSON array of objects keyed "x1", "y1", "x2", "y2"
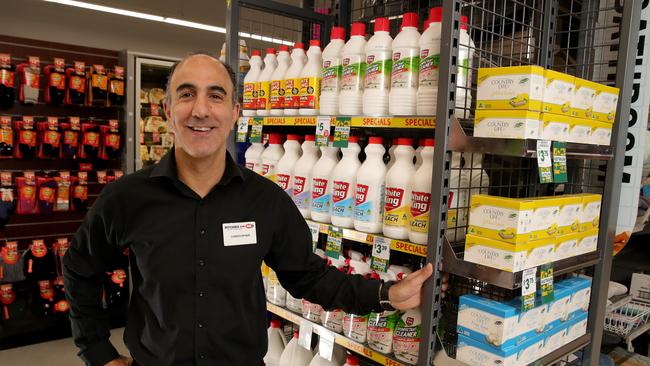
[
  {"x1": 179, "y1": 91, "x2": 194, "y2": 98},
  {"x1": 210, "y1": 94, "x2": 224, "y2": 100}
]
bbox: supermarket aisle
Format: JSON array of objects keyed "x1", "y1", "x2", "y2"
[{"x1": 0, "y1": 328, "x2": 128, "y2": 365}]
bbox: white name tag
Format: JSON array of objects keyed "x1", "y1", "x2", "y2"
[{"x1": 222, "y1": 221, "x2": 257, "y2": 246}]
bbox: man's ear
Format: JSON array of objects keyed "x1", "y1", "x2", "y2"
[
  {"x1": 230, "y1": 102, "x2": 241, "y2": 130},
  {"x1": 163, "y1": 98, "x2": 171, "y2": 121}
]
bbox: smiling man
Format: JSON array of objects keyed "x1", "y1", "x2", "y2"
[{"x1": 63, "y1": 53, "x2": 433, "y2": 366}]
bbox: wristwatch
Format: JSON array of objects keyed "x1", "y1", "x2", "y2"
[{"x1": 379, "y1": 280, "x2": 396, "y2": 311}]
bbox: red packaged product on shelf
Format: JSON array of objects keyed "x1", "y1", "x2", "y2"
[
  {"x1": 88, "y1": 64, "x2": 108, "y2": 106},
  {"x1": 44, "y1": 58, "x2": 66, "y2": 105},
  {"x1": 15, "y1": 172, "x2": 37, "y2": 214},
  {"x1": 100, "y1": 120, "x2": 120, "y2": 160},
  {"x1": 65, "y1": 61, "x2": 86, "y2": 105},
  {"x1": 108, "y1": 66, "x2": 125, "y2": 106},
  {"x1": 0, "y1": 116, "x2": 14, "y2": 158},
  {"x1": 17, "y1": 56, "x2": 40, "y2": 104},
  {"x1": 37, "y1": 176, "x2": 57, "y2": 214},
  {"x1": 1, "y1": 283, "x2": 16, "y2": 320},
  {"x1": 13, "y1": 117, "x2": 37, "y2": 159},
  {"x1": 79, "y1": 122, "x2": 100, "y2": 160},
  {"x1": 60, "y1": 117, "x2": 80, "y2": 158},
  {"x1": 53, "y1": 171, "x2": 71, "y2": 212},
  {"x1": 37, "y1": 117, "x2": 61, "y2": 159},
  {"x1": 0, "y1": 54, "x2": 15, "y2": 110},
  {"x1": 72, "y1": 172, "x2": 88, "y2": 211},
  {"x1": 23, "y1": 239, "x2": 55, "y2": 280}
]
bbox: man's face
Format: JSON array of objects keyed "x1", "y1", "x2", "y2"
[{"x1": 164, "y1": 55, "x2": 240, "y2": 160}]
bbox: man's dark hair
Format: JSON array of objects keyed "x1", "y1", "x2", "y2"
[{"x1": 165, "y1": 51, "x2": 238, "y2": 106}]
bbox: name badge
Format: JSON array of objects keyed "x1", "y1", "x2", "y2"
[{"x1": 222, "y1": 221, "x2": 257, "y2": 246}]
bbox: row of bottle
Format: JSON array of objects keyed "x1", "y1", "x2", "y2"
[
  {"x1": 245, "y1": 133, "x2": 489, "y2": 244},
  {"x1": 265, "y1": 250, "x2": 422, "y2": 364},
  {"x1": 243, "y1": 7, "x2": 475, "y2": 117}
]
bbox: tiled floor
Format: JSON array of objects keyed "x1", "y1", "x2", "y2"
[{"x1": 0, "y1": 327, "x2": 129, "y2": 365}]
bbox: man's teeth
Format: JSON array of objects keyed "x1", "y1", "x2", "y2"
[{"x1": 189, "y1": 126, "x2": 212, "y2": 132}]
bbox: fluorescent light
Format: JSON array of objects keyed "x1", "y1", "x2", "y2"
[{"x1": 44, "y1": 0, "x2": 292, "y2": 45}]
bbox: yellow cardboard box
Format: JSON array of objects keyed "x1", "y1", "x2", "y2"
[
  {"x1": 543, "y1": 70, "x2": 575, "y2": 116},
  {"x1": 477, "y1": 66, "x2": 545, "y2": 111},
  {"x1": 468, "y1": 195, "x2": 535, "y2": 243},
  {"x1": 541, "y1": 113, "x2": 571, "y2": 141},
  {"x1": 473, "y1": 110, "x2": 541, "y2": 139},
  {"x1": 464, "y1": 234, "x2": 555, "y2": 272},
  {"x1": 571, "y1": 78, "x2": 599, "y2": 119},
  {"x1": 592, "y1": 84, "x2": 620, "y2": 123}
]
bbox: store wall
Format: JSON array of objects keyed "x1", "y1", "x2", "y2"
[{"x1": 1, "y1": 0, "x2": 303, "y2": 58}]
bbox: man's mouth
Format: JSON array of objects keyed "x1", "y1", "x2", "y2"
[{"x1": 187, "y1": 126, "x2": 215, "y2": 132}]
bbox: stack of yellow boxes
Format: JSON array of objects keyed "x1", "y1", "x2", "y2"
[
  {"x1": 464, "y1": 193, "x2": 601, "y2": 272},
  {"x1": 474, "y1": 65, "x2": 618, "y2": 146}
]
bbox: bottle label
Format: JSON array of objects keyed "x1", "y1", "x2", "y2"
[
  {"x1": 340, "y1": 55, "x2": 366, "y2": 92},
  {"x1": 243, "y1": 81, "x2": 256, "y2": 109},
  {"x1": 283, "y1": 78, "x2": 301, "y2": 108},
  {"x1": 311, "y1": 178, "x2": 330, "y2": 213},
  {"x1": 270, "y1": 79, "x2": 284, "y2": 109},
  {"x1": 292, "y1": 176, "x2": 311, "y2": 210},
  {"x1": 419, "y1": 48, "x2": 441, "y2": 87},
  {"x1": 410, "y1": 191, "x2": 431, "y2": 233},
  {"x1": 321, "y1": 58, "x2": 342, "y2": 93},
  {"x1": 299, "y1": 76, "x2": 320, "y2": 109},
  {"x1": 276, "y1": 173, "x2": 292, "y2": 195},
  {"x1": 331, "y1": 180, "x2": 354, "y2": 218},
  {"x1": 391, "y1": 48, "x2": 420, "y2": 89},
  {"x1": 343, "y1": 313, "x2": 369, "y2": 342},
  {"x1": 364, "y1": 52, "x2": 392, "y2": 90},
  {"x1": 262, "y1": 162, "x2": 275, "y2": 179},
  {"x1": 354, "y1": 183, "x2": 384, "y2": 222},
  {"x1": 258, "y1": 81, "x2": 270, "y2": 110},
  {"x1": 393, "y1": 319, "x2": 421, "y2": 364},
  {"x1": 367, "y1": 312, "x2": 399, "y2": 353},
  {"x1": 384, "y1": 187, "x2": 409, "y2": 227}
]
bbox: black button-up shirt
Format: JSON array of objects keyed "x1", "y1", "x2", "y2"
[{"x1": 63, "y1": 151, "x2": 382, "y2": 366}]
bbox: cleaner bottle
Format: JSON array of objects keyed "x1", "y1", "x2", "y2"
[
  {"x1": 417, "y1": 7, "x2": 442, "y2": 116},
  {"x1": 261, "y1": 133, "x2": 284, "y2": 181},
  {"x1": 279, "y1": 330, "x2": 314, "y2": 366},
  {"x1": 339, "y1": 22, "x2": 367, "y2": 116},
  {"x1": 257, "y1": 48, "x2": 277, "y2": 116},
  {"x1": 243, "y1": 50, "x2": 262, "y2": 116},
  {"x1": 275, "y1": 134, "x2": 302, "y2": 195},
  {"x1": 310, "y1": 138, "x2": 340, "y2": 223},
  {"x1": 265, "y1": 267, "x2": 286, "y2": 306},
  {"x1": 363, "y1": 17, "x2": 393, "y2": 116},
  {"x1": 447, "y1": 153, "x2": 470, "y2": 243},
  {"x1": 344, "y1": 355, "x2": 360, "y2": 366},
  {"x1": 456, "y1": 16, "x2": 476, "y2": 118},
  {"x1": 393, "y1": 307, "x2": 422, "y2": 364},
  {"x1": 299, "y1": 40, "x2": 323, "y2": 116},
  {"x1": 389, "y1": 12, "x2": 421, "y2": 116},
  {"x1": 244, "y1": 141, "x2": 265, "y2": 171},
  {"x1": 264, "y1": 320, "x2": 287, "y2": 366},
  {"x1": 343, "y1": 260, "x2": 372, "y2": 343},
  {"x1": 409, "y1": 138, "x2": 435, "y2": 244},
  {"x1": 354, "y1": 137, "x2": 387, "y2": 233},
  {"x1": 320, "y1": 262, "x2": 347, "y2": 333},
  {"x1": 292, "y1": 135, "x2": 321, "y2": 218},
  {"x1": 308, "y1": 354, "x2": 338, "y2": 366},
  {"x1": 284, "y1": 43, "x2": 307, "y2": 116},
  {"x1": 270, "y1": 45, "x2": 291, "y2": 116},
  {"x1": 367, "y1": 269, "x2": 400, "y2": 354},
  {"x1": 383, "y1": 138, "x2": 416, "y2": 239},
  {"x1": 320, "y1": 26, "x2": 346, "y2": 115},
  {"x1": 467, "y1": 152, "x2": 489, "y2": 198},
  {"x1": 330, "y1": 136, "x2": 361, "y2": 228}
]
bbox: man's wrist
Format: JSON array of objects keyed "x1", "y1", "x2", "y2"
[{"x1": 379, "y1": 280, "x2": 396, "y2": 311}]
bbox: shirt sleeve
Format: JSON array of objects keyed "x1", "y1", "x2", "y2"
[
  {"x1": 63, "y1": 187, "x2": 122, "y2": 366},
  {"x1": 264, "y1": 190, "x2": 382, "y2": 314}
]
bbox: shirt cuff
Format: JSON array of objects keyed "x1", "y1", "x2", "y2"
[
  {"x1": 360, "y1": 278, "x2": 383, "y2": 313},
  {"x1": 80, "y1": 339, "x2": 120, "y2": 366}
]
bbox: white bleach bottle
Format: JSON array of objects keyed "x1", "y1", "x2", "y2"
[
  {"x1": 261, "y1": 133, "x2": 284, "y2": 181},
  {"x1": 447, "y1": 153, "x2": 470, "y2": 243},
  {"x1": 386, "y1": 138, "x2": 398, "y2": 170},
  {"x1": 319, "y1": 26, "x2": 346, "y2": 115},
  {"x1": 310, "y1": 138, "x2": 340, "y2": 223},
  {"x1": 339, "y1": 22, "x2": 367, "y2": 115},
  {"x1": 279, "y1": 330, "x2": 314, "y2": 366},
  {"x1": 409, "y1": 138, "x2": 435, "y2": 244},
  {"x1": 274, "y1": 134, "x2": 302, "y2": 195},
  {"x1": 330, "y1": 135, "x2": 361, "y2": 228},
  {"x1": 354, "y1": 137, "x2": 387, "y2": 233},
  {"x1": 342, "y1": 259, "x2": 372, "y2": 343},
  {"x1": 363, "y1": 17, "x2": 393, "y2": 116},
  {"x1": 383, "y1": 138, "x2": 416, "y2": 239},
  {"x1": 257, "y1": 48, "x2": 277, "y2": 116},
  {"x1": 456, "y1": 16, "x2": 476, "y2": 118},
  {"x1": 242, "y1": 50, "x2": 262, "y2": 116},
  {"x1": 244, "y1": 141, "x2": 265, "y2": 171},
  {"x1": 270, "y1": 45, "x2": 291, "y2": 116},
  {"x1": 292, "y1": 135, "x2": 321, "y2": 218},
  {"x1": 299, "y1": 40, "x2": 323, "y2": 116},
  {"x1": 264, "y1": 319, "x2": 287, "y2": 366},
  {"x1": 389, "y1": 12, "x2": 421, "y2": 115},
  {"x1": 417, "y1": 7, "x2": 442, "y2": 116},
  {"x1": 284, "y1": 43, "x2": 307, "y2": 116},
  {"x1": 414, "y1": 138, "x2": 425, "y2": 169}
]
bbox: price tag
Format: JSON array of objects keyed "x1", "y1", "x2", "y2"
[
  {"x1": 537, "y1": 140, "x2": 553, "y2": 183},
  {"x1": 318, "y1": 327, "x2": 335, "y2": 361},
  {"x1": 236, "y1": 117, "x2": 249, "y2": 142},
  {"x1": 315, "y1": 116, "x2": 331, "y2": 147},
  {"x1": 540, "y1": 263, "x2": 554, "y2": 304},
  {"x1": 325, "y1": 226, "x2": 342, "y2": 259},
  {"x1": 249, "y1": 118, "x2": 264, "y2": 143},
  {"x1": 333, "y1": 117, "x2": 351, "y2": 148},
  {"x1": 371, "y1": 236, "x2": 390, "y2": 272},
  {"x1": 307, "y1": 221, "x2": 320, "y2": 252},
  {"x1": 552, "y1": 141, "x2": 568, "y2": 183},
  {"x1": 521, "y1": 267, "x2": 537, "y2": 312},
  {"x1": 298, "y1": 320, "x2": 313, "y2": 350}
]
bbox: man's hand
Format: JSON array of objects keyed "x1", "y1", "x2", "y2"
[
  {"x1": 104, "y1": 356, "x2": 132, "y2": 366},
  {"x1": 388, "y1": 263, "x2": 433, "y2": 310}
]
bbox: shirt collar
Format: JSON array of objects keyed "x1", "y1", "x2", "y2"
[{"x1": 150, "y1": 148, "x2": 245, "y2": 186}]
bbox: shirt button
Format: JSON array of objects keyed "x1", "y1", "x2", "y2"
[
  {"x1": 199, "y1": 291, "x2": 205, "y2": 297},
  {"x1": 199, "y1": 354, "x2": 206, "y2": 359},
  {"x1": 198, "y1": 259, "x2": 205, "y2": 267},
  {"x1": 198, "y1": 323, "x2": 204, "y2": 328},
  {"x1": 200, "y1": 229, "x2": 206, "y2": 235}
]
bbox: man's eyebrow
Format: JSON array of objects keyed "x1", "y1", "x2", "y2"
[
  {"x1": 175, "y1": 83, "x2": 196, "y2": 93},
  {"x1": 207, "y1": 84, "x2": 228, "y2": 95}
]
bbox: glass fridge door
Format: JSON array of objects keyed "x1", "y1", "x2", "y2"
[{"x1": 135, "y1": 57, "x2": 175, "y2": 170}]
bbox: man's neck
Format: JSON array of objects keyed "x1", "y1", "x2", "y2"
[{"x1": 174, "y1": 147, "x2": 226, "y2": 198}]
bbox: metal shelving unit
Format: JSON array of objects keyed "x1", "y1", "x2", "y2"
[{"x1": 225, "y1": 1, "x2": 643, "y2": 366}]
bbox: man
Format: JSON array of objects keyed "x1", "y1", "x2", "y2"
[{"x1": 64, "y1": 53, "x2": 433, "y2": 366}]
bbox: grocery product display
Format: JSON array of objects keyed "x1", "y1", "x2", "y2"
[
  {"x1": 389, "y1": 13, "x2": 421, "y2": 116},
  {"x1": 299, "y1": 40, "x2": 323, "y2": 116},
  {"x1": 320, "y1": 27, "x2": 346, "y2": 116},
  {"x1": 363, "y1": 18, "x2": 392, "y2": 116},
  {"x1": 339, "y1": 23, "x2": 367, "y2": 116},
  {"x1": 257, "y1": 48, "x2": 278, "y2": 116},
  {"x1": 243, "y1": 50, "x2": 263, "y2": 116}
]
